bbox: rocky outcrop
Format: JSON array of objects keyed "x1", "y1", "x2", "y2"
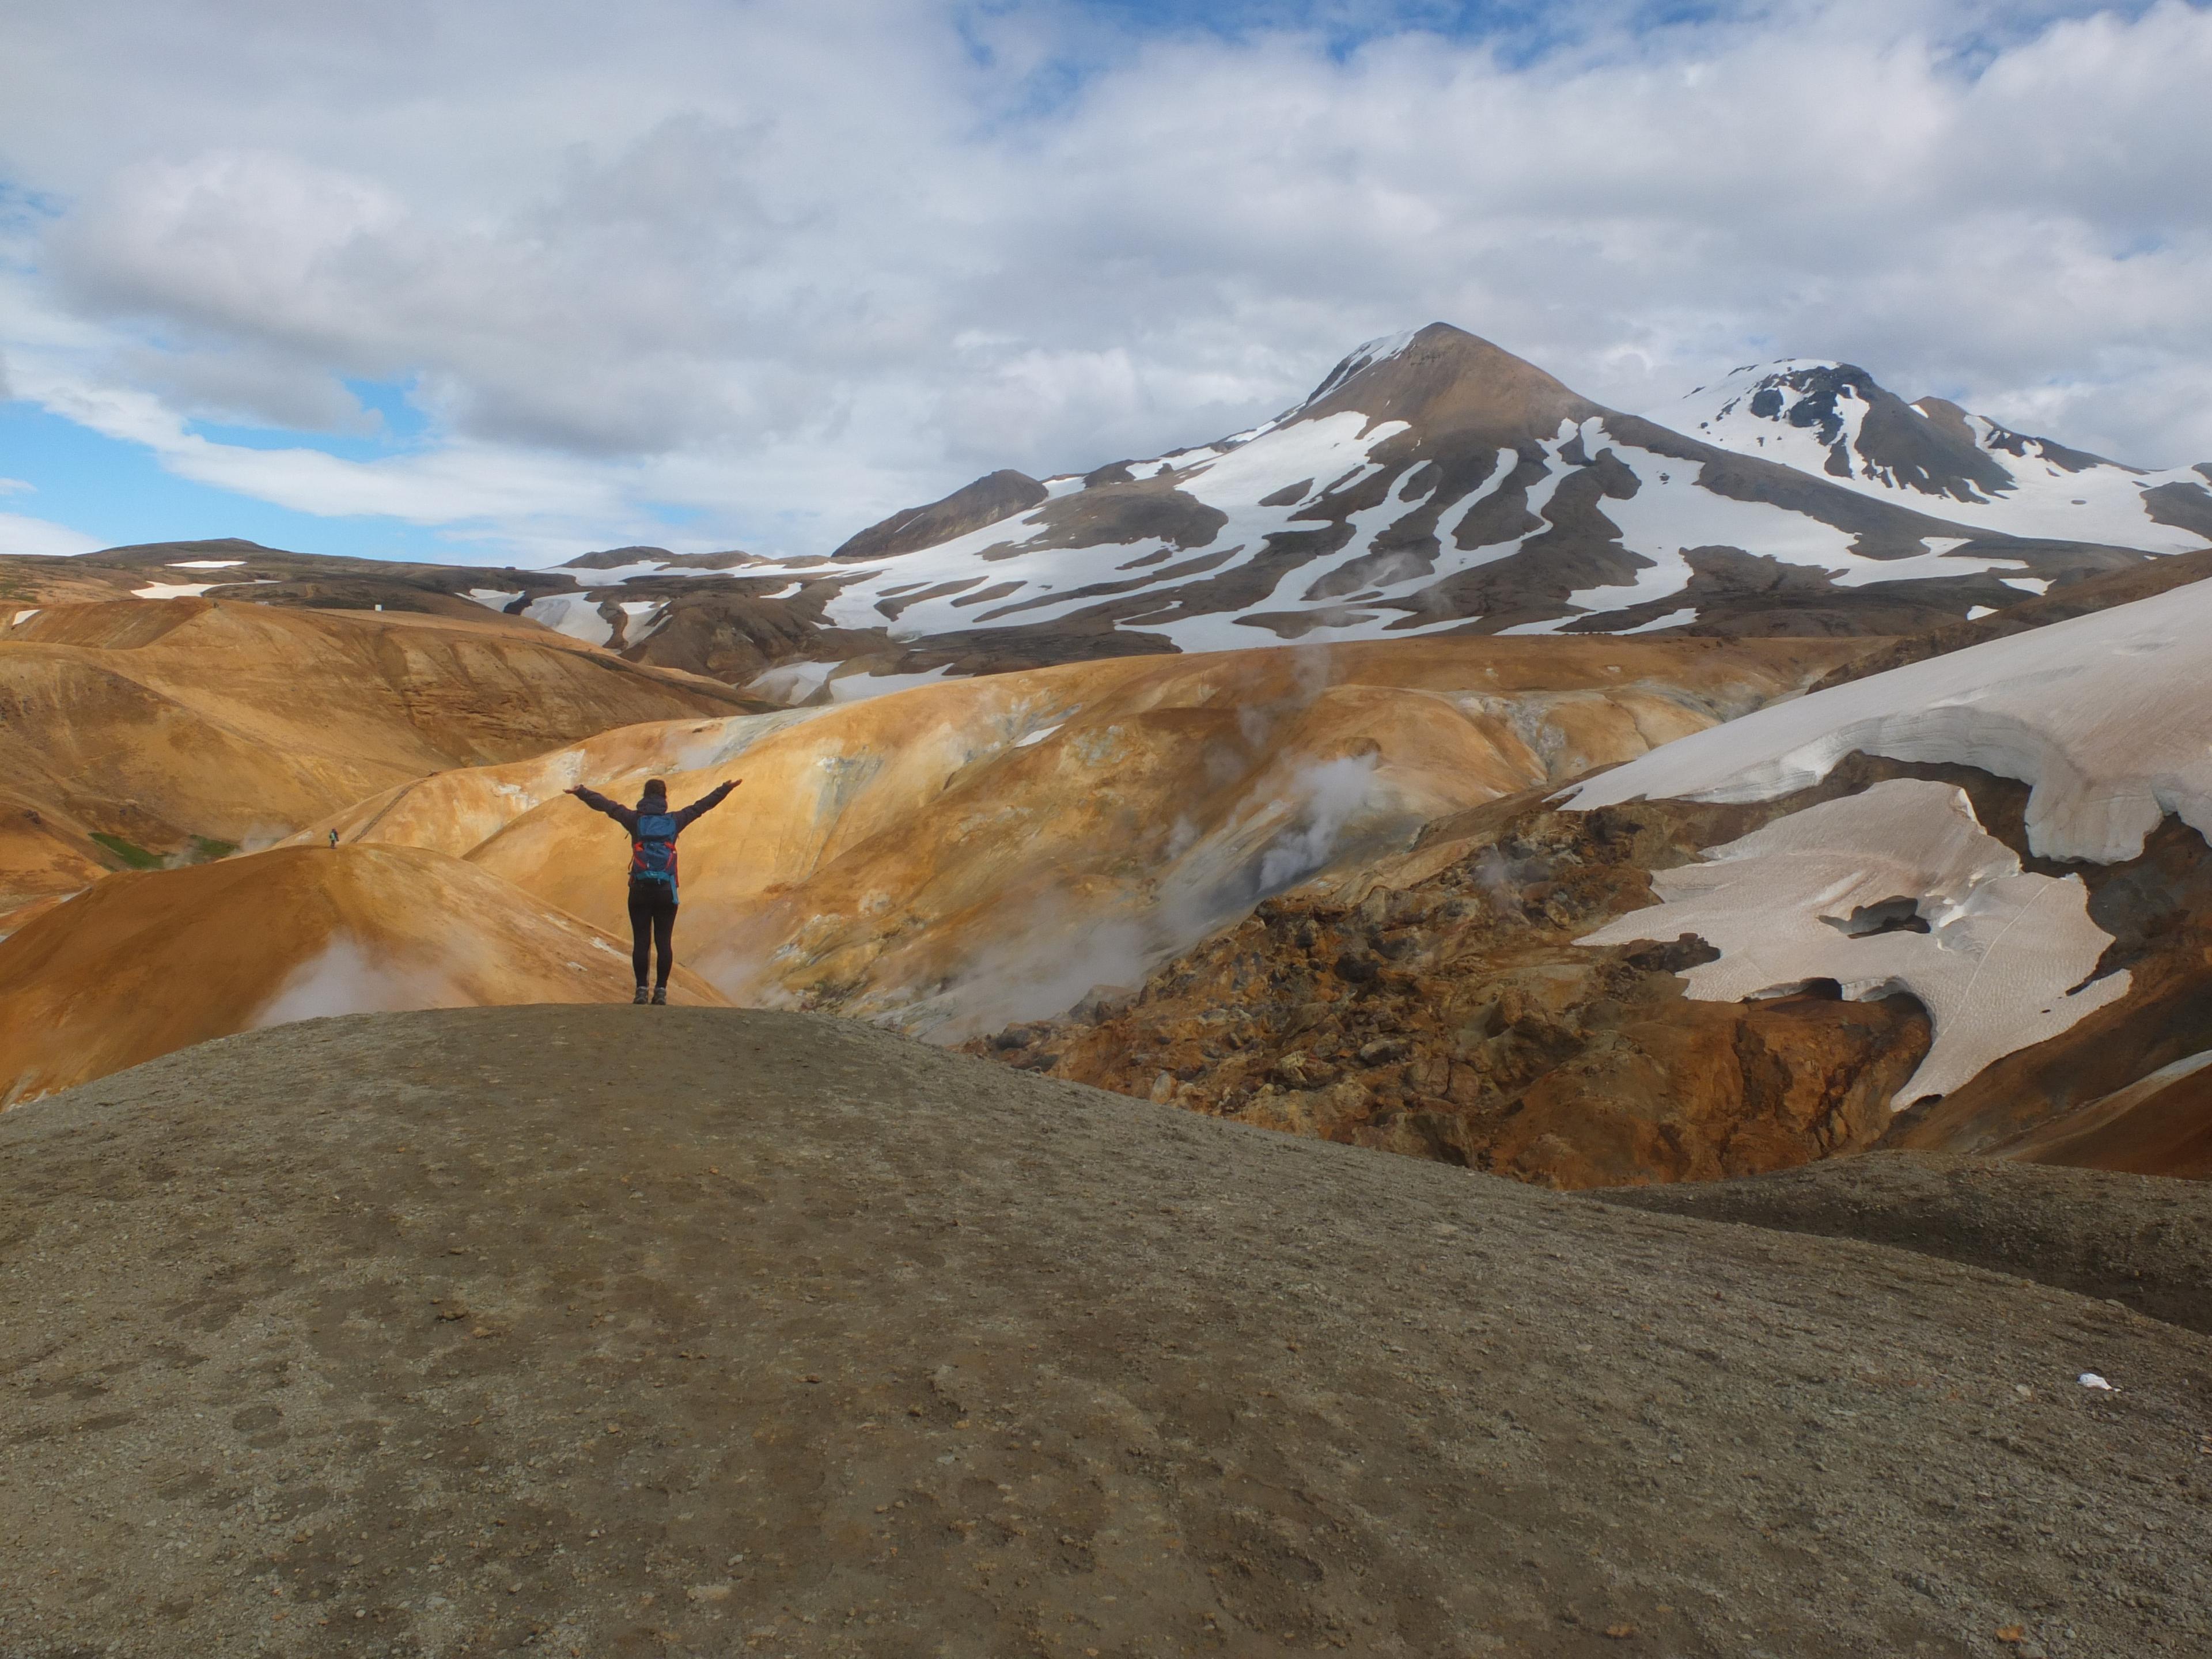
[
  {"x1": 615, "y1": 585, "x2": 889, "y2": 687},
  {"x1": 980, "y1": 740, "x2": 2212, "y2": 1188},
  {"x1": 974, "y1": 779, "x2": 1935, "y2": 1188}
]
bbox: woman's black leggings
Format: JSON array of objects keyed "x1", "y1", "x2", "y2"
[{"x1": 626, "y1": 881, "x2": 679, "y2": 988}]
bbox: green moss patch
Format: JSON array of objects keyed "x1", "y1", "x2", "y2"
[{"x1": 89, "y1": 832, "x2": 164, "y2": 870}]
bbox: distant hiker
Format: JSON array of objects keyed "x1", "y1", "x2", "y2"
[
  {"x1": 328, "y1": 829, "x2": 339, "y2": 849},
  {"x1": 567, "y1": 775, "x2": 738, "y2": 1005}
]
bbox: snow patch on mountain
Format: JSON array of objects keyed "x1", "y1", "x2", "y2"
[
  {"x1": 522, "y1": 594, "x2": 615, "y2": 646},
  {"x1": 733, "y1": 393, "x2": 2128, "y2": 653},
  {"x1": 803, "y1": 409, "x2": 1416, "y2": 652},
  {"x1": 131, "y1": 579, "x2": 274, "y2": 599},
  {"x1": 1305, "y1": 328, "x2": 1425, "y2": 403},
  {"x1": 1565, "y1": 577, "x2": 2212, "y2": 865},
  {"x1": 1580, "y1": 779, "x2": 2128, "y2": 1107},
  {"x1": 616, "y1": 600, "x2": 668, "y2": 643}
]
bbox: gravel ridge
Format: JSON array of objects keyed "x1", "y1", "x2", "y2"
[{"x1": 1, "y1": 1006, "x2": 2206, "y2": 1658}]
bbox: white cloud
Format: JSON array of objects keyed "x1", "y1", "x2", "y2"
[
  {"x1": 24, "y1": 368, "x2": 634, "y2": 528},
  {"x1": 1, "y1": 0, "x2": 2207, "y2": 562},
  {"x1": 0, "y1": 511, "x2": 103, "y2": 557}
]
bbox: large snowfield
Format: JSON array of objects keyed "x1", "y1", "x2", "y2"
[
  {"x1": 1565, "y1": 575, "x2": 2212, "y2": 864},
  {"x1": 1564, "y1": 577, "x2": 2212, "y2": 1104}
]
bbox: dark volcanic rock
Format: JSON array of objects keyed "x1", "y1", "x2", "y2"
[
  {"x1": 979, "y1": 480, "x2": 1227, "y2": 555},
  {"x1": 2144, "y1": 478, "x2": 2212, "y2": 541},
  {"x1": 831, "y1": 468, "x2": 1050, "y2": 562},
  {"x1": 562, "y1": 546, "x2": 759, "y2": 571},
  {"x1": 973, "y1": 769, "x2": 1948, "y2": 1189}
]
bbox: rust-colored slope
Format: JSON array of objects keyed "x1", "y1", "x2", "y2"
[
  {"x1": 0, "y1": 787, "x2": 109, "y2": 931},
  {"x1": 0, "y1": 844, "x2": 722, "y2": 1104},
  {"x1": 986, "y1": 753, "x2": 2212, "y2": 1187},
  {"x1": 2001, "y1": 1060, "x2": 2212, "y2": 1179},
  {"x1": 0, "y1": 597, "x2": 757, "y2": 915},
  {"x1": 298, "y1": 635, "x2": 1869, "y2": 1039},
  {"x1": 976, "y1": 778, "x2": 1934, "y2": 1188}
]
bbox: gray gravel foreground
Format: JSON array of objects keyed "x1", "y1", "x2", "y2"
[{"x1": 0, "y1": 1006, "x2": 2206, "y2": 1659}]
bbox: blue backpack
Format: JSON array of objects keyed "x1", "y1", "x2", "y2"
[{"x1": 630, "y1": 810, "x2": 680, "y2": 893}]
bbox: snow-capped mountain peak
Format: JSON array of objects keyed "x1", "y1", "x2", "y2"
[
  {"x1": 686, "y1": 323, "x2": 2206, "y2": 687},
  {"x1": 1679, "y1": 359, "x2": 2211, "y2": 554},
  {"x1": 449, "y1": 324, "x2": 2212, "y2": 702},
  {"x1": 1300, "y1": 327, "x2": 1427, "y2": 404}
]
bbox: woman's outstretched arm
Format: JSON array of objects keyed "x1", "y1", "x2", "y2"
[
  {"x1": 673, "y1": 780, "x2": 738, "y2": 829},
  {"x1": 566, "y1": 785, "x2": 637, "y2": 832}
]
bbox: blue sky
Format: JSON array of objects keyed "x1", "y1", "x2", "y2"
[
  {"x1": 0, "y1": 381, "x2": 493, "y2": 559},
  {"x1": 3, "y1": 0, "x2": 2207, "y2": 566},
  {"x1": 2, "y1": 404, "x2": 430, "y2": 559}
]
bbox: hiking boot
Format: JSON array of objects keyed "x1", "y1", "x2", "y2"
[
  {"x1": 632, "y1": 985, "x2": 650, "y2": 1005},
  {"x1": 651, "y1": 986, "x2": 668, "y2": 1005}
]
